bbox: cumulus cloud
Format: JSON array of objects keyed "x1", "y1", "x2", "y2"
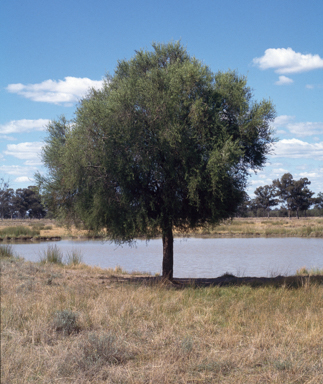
[
  {"x1": 287, "y1": 122, "x2": 323, "y2": 136},
  {"x1": 272, "y1": 115, "x2": 323, "y2": 137},
  {"x1": 273, "y1": 139, "x2": 323, "y2": 159},
  {"x1": 0, "y1": 165, "x2": 37, "y2": 176},
  {"x1": 272, "y1": 115, "x2": 295, "y2": 129},
  {"x1": 272, "y1": 168, "x2": 289, "y2": 174},
  {"x1": 14, "y1": 176, "x2": 34, "y2": 183},
  {"x1": 0, "y1": 119, "x2": 50, "y2": 134},
  {"x1": 0, "y1": 135, "x2": 16, "y2": 141},
  {"x1": 275, "y1": 76, "x2": 294, "y2": 85},
  {"x1": 6, "y1": 77, "x2": 104, "y2": 105},
  {"x1": 4, "y1": 142, "x2": 44, "y2": 161},
  {"x1": 253, "y1": 48, "x2": 323, "y2": 74},
  {"x1": 298, "y1": 172, "x2": 319, "y2": 179}
]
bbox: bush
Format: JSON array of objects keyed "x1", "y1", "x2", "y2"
[
  {"x1": 79, "y1": 332, "x2": 130, "y2": 368},
  {"x1": 52, "y1": 310, "x2": 80, "y2": 336}
]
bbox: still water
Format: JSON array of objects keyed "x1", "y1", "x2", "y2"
[{"x1": 11, "y1": 237, "x2": 323, "y2": 278}]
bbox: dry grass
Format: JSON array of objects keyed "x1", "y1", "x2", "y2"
[
  {"x1": 1, "y1": 258, "x2": 323, "y2": 383},
  {"x1": 186, "y1": 217, "x2": 323, "y2": 238},
  {"x1": 1, "y1": 217, "x2": 323, "y2": 240}
]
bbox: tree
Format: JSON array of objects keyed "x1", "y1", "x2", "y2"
[
  {"x1": 38, "y1": 42, "x2": 276, "y2": 280},
  {"x1": 314, "y1": 192, "x2": 323, "y2": 212},
  {"x1": 273, "y1": 173, "x2": 314, "y2": 219},
  {"x1": 12, "y1": 187, "x2": 46, "y2": 218},
  {"x1": 295, "y1": 179, "x2": 314, "y2": 218},
  {"x1": 0, "y1": 179, "x2": 13, "y2": 219},
  {"x1": 254, "y1": 184, "x2": 278, "y2": 218},
  {"x1": 235, "y1": 192, "x2": 250, "y2": 217}
]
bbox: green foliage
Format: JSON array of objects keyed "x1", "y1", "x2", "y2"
[
  {"x1": 254, "y1": 184, "x2": 278, "y2": 217},
  {"x1": 273, "y1": 173, "x2": 314, "y2": 219},
  {"x1": 38, "y1": 42, "x2": 276, "y2": 277}
]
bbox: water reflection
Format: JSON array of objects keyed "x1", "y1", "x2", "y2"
[{"x1": 11, "y1": 237, "x2": 323, "y2": 278}]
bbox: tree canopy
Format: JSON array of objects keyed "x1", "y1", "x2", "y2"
[
  {"x1": 38, "y1": 42, "x2": 276, "y2": 279},
  {"x1": 273, "y1": 173, "x2": 314, "y2": 219}
]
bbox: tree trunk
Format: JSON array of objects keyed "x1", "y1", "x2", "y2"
[{"x1": 162, "y1": 227, "x2": 173, "y2": 280}]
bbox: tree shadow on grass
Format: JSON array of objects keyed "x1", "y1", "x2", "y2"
[{"x1": 107, "y1": 274, "x2": 323, "y2": 289}]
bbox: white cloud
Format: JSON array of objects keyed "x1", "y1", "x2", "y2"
[
  {"x1": 287, "y1": 122, "x2": 323, "y2": 137},
  {"x1": 272, "y1": 115, "x2": 323, "y2": 137},
  {"x1": 253, "y1": 48, "x2": 323, "y2": 74},
  {"x1": 0, "y1": 165, "x2": 37, "y2": 176},
  {"x1": 0, "y1": 119, "x2": 50, "y2": 134},
  {"x1": 14, "y1": 176, "x2": 34, "y2": 183},
  {"x1": 272, "y1": 168, "x2": 289, "y2": 174},
  {"x1": 0, "y1": 135, "x2": 16, "y2": 141},
  {"x1": 306, "y1": 84, "x2": 315, "y2": 89},
  {"x1": 273, "y1": 139, "x2": 323, "y2": 159},
  {"x1": 272, "y1": 115, "x2": 295, "y2": 129},
  {"x1": 296, "y1": 165, "x2": 308, "y2": 170},
  {"x1": 298, "y1": 172, "x2": 318, "y2": 179},
  {"x1": 6, "y1": 77, "x2": 104, "y2": 105},
  {"x1": 275, "y1": 75, "x2": 294, "y2": 85},
  {"x1": 4, "y1": 142, "x2": 43, "y2": 161}
]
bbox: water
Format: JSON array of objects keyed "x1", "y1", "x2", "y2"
[{"x1": 10, "y1": 237, "x2": 323, "y2": 278}]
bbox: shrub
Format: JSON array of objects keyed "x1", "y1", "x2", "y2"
[
  {"x1": 52, "y1": 310, "x2": 80, "y2": 336},
  {"x1": 81, "y1": 333, "x2": 127, "y2": 366}
]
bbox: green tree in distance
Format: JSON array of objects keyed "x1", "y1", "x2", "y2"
[
  {"x1": 37, "y1": 42, "x2": 276, "y2": 280},
  {"x1": 315, "y1": 192, "x2": 323, "y2": 211},
  {"x1": 254, "y1": 185, "x2": 278, "y2": 218},
  {"x1": 273, "y1": 173, "x2": 314, "y2": 219}
]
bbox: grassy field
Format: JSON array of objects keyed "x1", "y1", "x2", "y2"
[
  {"x1": 1, "y1": 250, "x2": 323, "y2": 383},
  {"x1": 0, "y1": 216, "x2": 323, "y2": 240}
]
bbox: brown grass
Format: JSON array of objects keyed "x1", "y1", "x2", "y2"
[
  {"x1": 1, "y1": 257, "x2": 323, "y2": 383},
  {"x1": 0, "y1": 217, "x2": 323, "y2": 240}
]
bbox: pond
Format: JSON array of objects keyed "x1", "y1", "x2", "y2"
[{"x1": 10, "y1": 237, "x2": 323, "y2": 278}]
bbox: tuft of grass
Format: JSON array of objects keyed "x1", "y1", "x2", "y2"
[
  {"x1": 296, "y1": 266, "x2": 323, "y2": 276},
  {"x1": 0, "y1": 244, "x2": 15, "y2": 258},
  {"x1": 66, "y1": 249, "x2": 83, "y2": 265},
  {"x1": 58, "y1": 332, "x2": 132, "y2": 379},
  {"x1": 39, "y1": 244, "x2": 64, "y2": 264},
  {"x1": 79, "y1": 332, "x2": 130, "y2": 366}
]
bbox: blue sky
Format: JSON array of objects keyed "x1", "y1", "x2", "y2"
[{"x1": 1, "y1": 0, "x2": 323, "y2": 198}]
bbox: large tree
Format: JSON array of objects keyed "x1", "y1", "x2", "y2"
[{"x1": 38, "y1": 42, "x2": 276, "y2": 279}]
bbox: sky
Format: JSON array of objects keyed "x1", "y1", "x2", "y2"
[{"x1": 1, "y1": 0, "x2": 323, "y2": 198}]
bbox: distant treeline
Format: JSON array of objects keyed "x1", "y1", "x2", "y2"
[
  {"x1": 237, "y1": 173, "x2": 323, "y2": 218},
  {"x1": 1, "y1": 173, "x2": 323, "y2": 220},
  {"x1": 0, "y1": 179, "x2": 46, "y2": 219}
]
